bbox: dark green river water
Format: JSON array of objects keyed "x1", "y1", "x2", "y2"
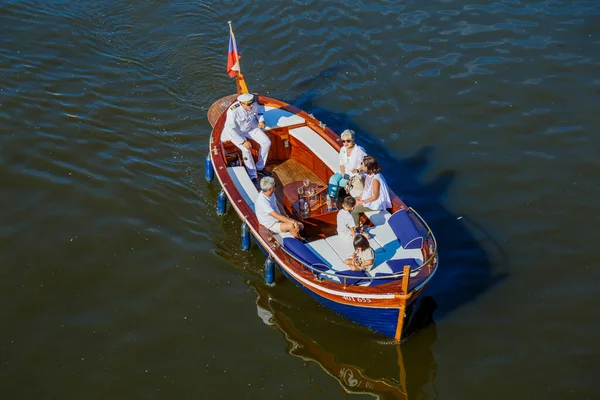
[{"x1": 2, "y1": 1, "x2": 599, "y2": 398}]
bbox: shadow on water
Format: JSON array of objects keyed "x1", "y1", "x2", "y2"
[{"x1": 286, "y1": 64, "x2": 509, "y2": 321}]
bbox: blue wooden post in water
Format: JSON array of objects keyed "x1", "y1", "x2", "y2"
[
  {"x1": 205, "y1": 154, "x2": 214, "y2": 182},
  {"x1": 241, "y1": 222, "x2": 250, "y2": 250},
  {"x1": 265, "y1": 257, "x2": 275, "y2": 286},
  {"x1": 217, "y1": 190, "x2": 227, "y2": 215}
]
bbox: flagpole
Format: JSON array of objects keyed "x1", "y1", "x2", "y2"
[
  {"x1": 228, "y1": 21, "x2": 241, "y2": 74},
  {"x1": 228, "y1": 21, "x2": 249, "y2": 94}
]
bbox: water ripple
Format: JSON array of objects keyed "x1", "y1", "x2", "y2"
[{"x1": 2, "y1": 0, "x2": 600, "y2": 398}]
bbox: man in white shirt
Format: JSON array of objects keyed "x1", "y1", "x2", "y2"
[
  {"x1": 255, "y1": 177, "x2": 304, "y2": 239},
  {"x1": 222, "y1": 94, "x2": 272, "y2": 187}
]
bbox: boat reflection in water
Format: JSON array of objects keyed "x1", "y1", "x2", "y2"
[{"x1": 254, "y1": 284, "x2": 438, "y2": 399}]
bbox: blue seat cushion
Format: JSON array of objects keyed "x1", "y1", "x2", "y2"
[
  {"x1": 388, "y1": 209, "x2": 423, "y2": 250},
  {"x1": 386, "y1": 258, "x2": 420, "y2": 273},
  {"x1": 369, "y1": 258, "x2": 420, "y2": 287},
  {"x1": 311, "y1": 263, "x2": 330, "y2": 273},
  {"x1": 282, "y1": 237, "x2": 324, "y2": 266}
]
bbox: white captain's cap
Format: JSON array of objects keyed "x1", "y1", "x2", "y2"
[{"x1": 237, "y1": 93, "x2": 254, "y2": 104}]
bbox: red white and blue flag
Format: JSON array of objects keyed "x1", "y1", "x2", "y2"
[{"x1": 227, "y1": 29, "x2": 241, "y2": 78}]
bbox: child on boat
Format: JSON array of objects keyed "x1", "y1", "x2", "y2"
[
  {"x1": 345, "y1": 235, "x2": 375, "y2": 272},
  {"x1": 337, "y1": 196, "x2": 370, "y2": 244}
]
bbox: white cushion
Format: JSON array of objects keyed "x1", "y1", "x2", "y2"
[
  {"x1": 306, "y1": 239, "x2": 349, "y2": 272},
  {"x1": 363, "y1": 209, "x2": 391, "y2": 226},
  {"x1": 325, "y1": 234, "x2": 384, "y2": 262},
  {"x1": 263, "y1": 106, "x2": 305, "y2": 128},
  {"x1": 288, "y1": 126, "x2": 340, "y2": 173},
  {"x1": 367, "y1": 224, "x2": 397, "y2": 248},
  {"x1": 227, "y1": 166, "x2": 258, "y2": 211},
  {"x1": 325, "y1": 235, "x2": 354, "y2": 260}
]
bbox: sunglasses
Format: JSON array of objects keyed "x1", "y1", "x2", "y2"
[
  {"x1": 242, "y1": 101, "x2": 254, "y2": 106},
  {"x1": 341, "y1": 139, "x2": 353, "y2": 143}
]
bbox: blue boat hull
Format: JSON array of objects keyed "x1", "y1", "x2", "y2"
[
  {"x1": 253, "y1": 236, "x2": 415, "y2": 338},
  {"x1": 278, "y1": 264, "x2": 403, "y2": 338}
]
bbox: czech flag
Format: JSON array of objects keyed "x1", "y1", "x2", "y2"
[{"x1": 227, "y1": 31, "x2": 241, "y2": 78}]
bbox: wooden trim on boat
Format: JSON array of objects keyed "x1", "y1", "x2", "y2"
[{"x1": 394, "y1": 304, "x2": 406, "y2": 342}]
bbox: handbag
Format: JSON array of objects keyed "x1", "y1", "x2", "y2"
[{"x1": 345, "y1": 173, "x2": 365, "y2": 197}]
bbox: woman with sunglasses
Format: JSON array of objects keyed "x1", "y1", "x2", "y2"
[
  {"x1": 328, "y1": 129, "x2": 367, "y2": 199},
  {"x1": 338, "y1": 129, "x2": 367, "y2": 178},
  {"x1": 351, "y1": 155, "x2": 392, "y2": 226}
]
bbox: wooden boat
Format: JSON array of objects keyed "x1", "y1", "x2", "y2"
[{"x1": 206, "y1": 29, "x2": 438, "y2": 342}]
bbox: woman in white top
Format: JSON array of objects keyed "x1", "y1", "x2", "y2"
[
  {"x1": 328, "y1": 129, "x2": 367, "y2": 200},
  {"x1": 351, "y1": 155, "x2": 392, "y2": 226},
  {"x1": 338, "y1": 129, "x2": 367, "y2": 177}
]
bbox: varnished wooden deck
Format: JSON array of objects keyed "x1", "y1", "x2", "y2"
[
  {"x1": 266, "y1": 159, "x2": 323, "y2": 213},
  {"x1": 265, "y1": 159, "x2": 338, "y2": 239}
]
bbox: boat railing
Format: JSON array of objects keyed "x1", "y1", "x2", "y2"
[
  {"x1": 409, "y1": 207, "x2": 439, "y2": 274},
  {"x1": 277, "y1": 207, "x2": 438, "y2": 287}
]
